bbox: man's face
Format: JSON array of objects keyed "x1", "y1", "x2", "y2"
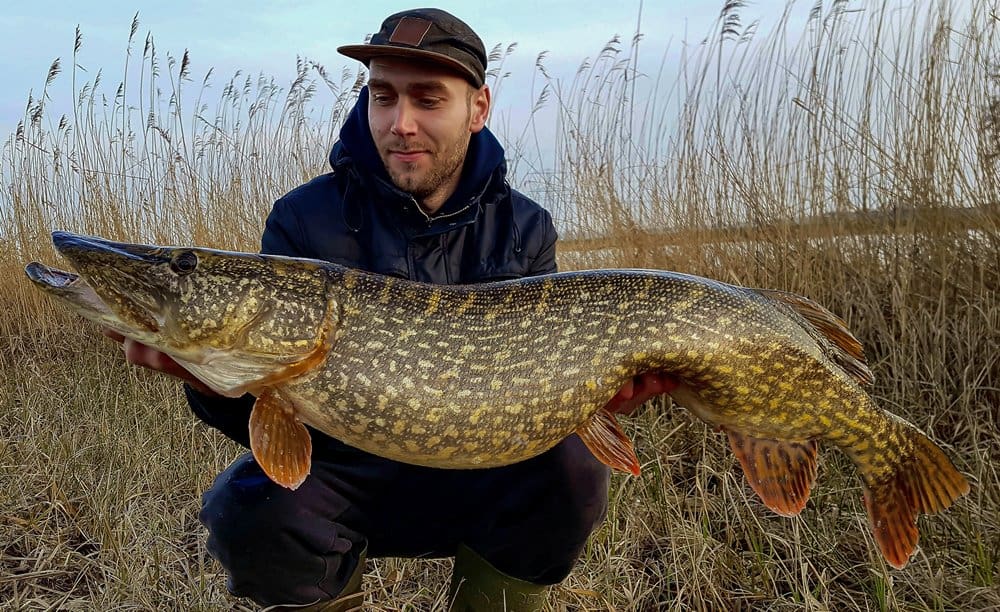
[{"x1": 367, "y1": 57, "x2": 490, "y2": 210}]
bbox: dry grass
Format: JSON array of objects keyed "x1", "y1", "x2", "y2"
[{"x1": 2, "y1": 1, "x2": 999, "y2": 610}]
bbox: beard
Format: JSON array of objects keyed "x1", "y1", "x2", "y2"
[{"x1": 386, "y1": 138, "x2": 468, "y2": 201}]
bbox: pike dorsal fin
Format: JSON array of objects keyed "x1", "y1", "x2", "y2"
[
  {"x1": 249, "y1": 389, "x2": 313, "y2": 490},
  {"x1": 755, "y1": 288, "x2": 874, "y2": 386},
  {"x1": 576, "y1": 408, "x2": 641, "y2": 476}
]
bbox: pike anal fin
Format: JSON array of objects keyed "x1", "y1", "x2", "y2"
[
  {"x1": 577, "y1": 408, "x2": 641, "y2": 476},
  {"x1": 249, "y1": 389, "x2": 313, "y2": 490},
  {"x1": 863, "y1": 429, "x2": 970, "y2": 569},
  {"x1": 726, "y1": 430, "x2": 819, "y2": 517}
]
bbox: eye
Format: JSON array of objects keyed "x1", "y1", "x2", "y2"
[{"x1": 170, "y1": 251, "x2": 198, "y2": 275}]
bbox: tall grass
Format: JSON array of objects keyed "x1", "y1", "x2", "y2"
[{"x1": 2, "y1": 1, "x2": 998, "y2": 609}]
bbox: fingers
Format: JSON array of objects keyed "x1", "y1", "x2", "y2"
[
  {"x1": 103, "y1": 328, "x2": 125, "y2": 343},
  {"x1": 606, "y1": 371, "x2": 682, "y2": 416},
  {"x1": 640, "y1": 372, "x2": 680, "y2": 396},
  {"x1": 103, "y1": 332, "x2": 218, "y2": 396},
  {"x1": 122, "y1": 338, "x2": 179, "y2": 372},
  {"x1": 616, "y1": 376, "x2": 635, "y2": 400},
  {"x1": 103, "y1": 330, "x2": 172, "y2": 370}
]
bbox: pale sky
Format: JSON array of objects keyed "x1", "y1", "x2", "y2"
[{"x1": 0, "y1": 0, "x2": 805, "y2": 140}]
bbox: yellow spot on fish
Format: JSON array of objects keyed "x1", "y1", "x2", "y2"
[
  {"x1": 424, "y1": 290, "x2": 442, "y2": 315},
  {"x1": 469, "y1": 406, "x2": 488, "y2": 425},
  {"x1": 504, "y1": 403, "x2": 524, "y2": 415},
  {"x1": 455, "y1": 293, "x2": 476, "y2": 315}
]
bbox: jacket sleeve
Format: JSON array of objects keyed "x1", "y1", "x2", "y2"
[
  {"x1": 184, "y1": 385, "x2": 254, "y2": 448},
  {"x1": 183, "y1": 197, "x2": 302, "y2": 448},
  {"x1": 526, "y1": 209, "x2": 559, "y2": 276}
]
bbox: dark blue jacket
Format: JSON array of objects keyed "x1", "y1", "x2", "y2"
[{"x1": 186, "y1": 88, "x2": 558, "y2": 449}]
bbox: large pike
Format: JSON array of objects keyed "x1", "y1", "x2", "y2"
[{"x1": 26, "y1": 231, "x2": 968, "y2": 569}]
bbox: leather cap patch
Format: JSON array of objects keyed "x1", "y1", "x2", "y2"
[{"x1": 389, "y1": 17, "x2": 433, "y2": 47}]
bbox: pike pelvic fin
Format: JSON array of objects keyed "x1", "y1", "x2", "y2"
[
  {"x1": 862, "y1": 425, "x2": 970, "y2": 569},
  {"x1": 726, "y1": 429, "x2": 819, "y2": 517},
  {"x1": 249, "y1": 389, "x2": 313, "y2": 490},
  {"x1": 576, "y1": 408, "x2": 641, "y2": 476},
  {"x1": 755, "y1": 288, "x2": 874, "y2": 386}
]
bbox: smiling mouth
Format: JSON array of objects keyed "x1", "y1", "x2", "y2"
[{"x1": 390, "y1": 150, "x2": 428, "y2": 161}]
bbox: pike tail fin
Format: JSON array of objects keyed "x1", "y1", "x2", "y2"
[{"x1": 862, "y1": 423, "x2": 969, "y2": 569}]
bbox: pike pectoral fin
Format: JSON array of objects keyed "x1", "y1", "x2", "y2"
[
  {"x1": 249, "y1": 389, "x2": 313, "y2": 490},
  {"x1": 576, "y1": 408, "x2": 641, "y2": 476},
  {"x1": 726, "y1": 430, "x2": 818, "y2": 517}
]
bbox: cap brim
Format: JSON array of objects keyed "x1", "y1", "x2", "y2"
[{"x1": 337, "y1": 44, "x2": 482, "y2": 86}]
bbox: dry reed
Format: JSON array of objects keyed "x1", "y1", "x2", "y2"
[{"x1": 2, "y1": 1, "x2": 998, "y2": 610}]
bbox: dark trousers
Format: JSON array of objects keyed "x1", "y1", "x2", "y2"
[{"x1": 199, "y1": 434, "x2": 611, "y2": 607}]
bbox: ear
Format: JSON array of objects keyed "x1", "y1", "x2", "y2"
[{"x1": 469, "y1": 85, "x2": 491, "y2": 133}]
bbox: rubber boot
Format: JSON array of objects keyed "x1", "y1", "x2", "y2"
[
  {"x1": 266, "y1": 548, "x2": 366, "y2": 611},
  {"x1": 447, "y1": 544, "x2": 547, "y2": 611}
]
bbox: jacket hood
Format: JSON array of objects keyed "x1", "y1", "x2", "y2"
[{"x1": 329, "y1": 87, "x2": 507, "y2": 216}]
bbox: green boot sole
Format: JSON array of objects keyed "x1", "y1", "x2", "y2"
[{"x1": 448, "y1": 544, "x2": 548, "y2": 611}]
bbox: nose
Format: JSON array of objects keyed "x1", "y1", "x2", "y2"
[{"x1": 389, "y1": 99, "x2": 417, "y2": 137}]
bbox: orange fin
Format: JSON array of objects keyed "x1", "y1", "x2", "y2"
[
  {"x1": 576, "y1": 408, "x2": 641, "y2": 475},
  {"x1": 249, "y1": 389, "x2": 313, "y2": 490},
  {"x1": 726, "y1": 429, "x2": 819, "y2": 517},
  {"x1": 755, "y1": 288, "x2": 874, "y2": 386},
  {"x1": 862, "y1": 425, "x2": 970, "y2": 569}
]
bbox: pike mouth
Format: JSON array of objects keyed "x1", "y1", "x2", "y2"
[
  {"x1": 25, "y1": 261, "x2": 80, "y2": 288},
  {"x1": 26, "y1": 262, "x2": 115, "y2": 318},
  {"x1": 24, "y1": 260, "x2": 164, "y2": 345}
]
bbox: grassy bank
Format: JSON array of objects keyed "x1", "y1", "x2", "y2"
[{"x1": 2, "y1": 1, "x2": 998, "y2": 609}]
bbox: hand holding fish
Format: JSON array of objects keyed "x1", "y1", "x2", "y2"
[
  {"x1": 605, "y1": 372, "x2": 679, "y2": 415},
  {"x1": 102, "y1": 328, "x2": 220, "y2": 397}
]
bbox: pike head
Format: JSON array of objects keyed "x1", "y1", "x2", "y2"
[{"x1": 26, "y1": 231, "x2": 338, "y2": 398}]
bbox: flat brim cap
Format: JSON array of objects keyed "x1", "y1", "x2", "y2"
[{"x1": 338, "y1": 8, "x2": 487, "y2": 87}]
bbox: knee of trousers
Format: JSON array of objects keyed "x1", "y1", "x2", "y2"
[
  {"x1": 198, "y1": 454, "x2": 364, "y2": 606},
  {"x1": 545, "y1": 434, "x2": 613, "y2": 535},
  {"x1": 470, "y1": 435, "x2": 612, "y2": 584}
]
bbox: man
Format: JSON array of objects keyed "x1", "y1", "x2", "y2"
[{"x1": 110, "y1": 8, "x2": 676, "y2": 610}]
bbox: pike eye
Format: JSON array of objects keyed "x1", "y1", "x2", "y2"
[{"x1": 171, "y1": 251, "x2": 198, "y2": 275}]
